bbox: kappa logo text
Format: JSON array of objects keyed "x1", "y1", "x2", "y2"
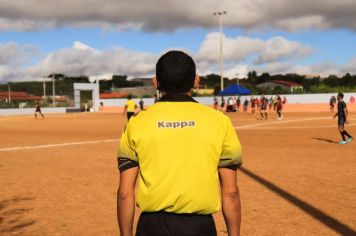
[{"x1": 157, "y1": 121, "x2": 196, "y2": 128}]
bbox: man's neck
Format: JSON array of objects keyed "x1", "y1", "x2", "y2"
[{"x1": 161, "y1": 91, "x2": 192, "y2": 97}]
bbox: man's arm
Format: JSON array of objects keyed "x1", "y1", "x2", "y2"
[
  {"x1": 117, "y1": 166, "x2": 139, "y2": 236},
  {"x1": 333, "y1": 110, "x2": 338, "y2": 119},
  {"x1": 344, "y1": 106, "x2": 349, "y2": 123},
  {"x1": 123, "y1": 105, "x2": 128, "y2": 117},
  {"x1": 219, "y1": 168, "x2": 241, "y2": 236}
]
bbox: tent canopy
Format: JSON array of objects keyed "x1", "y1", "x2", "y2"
[{"x1": 218, "y1": 84, "x2": 251, "y2": 96}]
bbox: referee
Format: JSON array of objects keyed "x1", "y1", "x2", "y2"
[
  {"x1": 123, "y1": 95, "x2": 137, "y2": 120},
  {"x1": 117, "y1": 51, "x2": 243, "y2": 236}
]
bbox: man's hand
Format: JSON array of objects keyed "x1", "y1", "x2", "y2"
[
  {"x1": 117, "y1": 167, "x2": 139, "y2": 236},
  {"x1": 219, "y1": 168, "x2": 241, "y2": 236}
]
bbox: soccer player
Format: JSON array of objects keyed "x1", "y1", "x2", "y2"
[
  {"x1": 333, "y1": 93, "x2": 353, "y2": 144},
  {"x1": 153, "y1": 94, "x2": 159, "y2": 103},
  {"x1": 276, "y1": 95, "x2": 284, "y2": 120},
  {"x1": 250, "y1": 96, "x2": 256, "y2": 114},
  {"x1": 227, "y1": 97, "x2": 234, "y2": 112},
  {"x1": 117, "y1": 51, "x2": 243, "y2": 236},
  {"x1": 123, "y1": 95, "x2": 137, "y2": 120},
  {"x1": 329, "y1": 96, "x2": 336, "y2": 112},
  {"x1": 34, "y1": 100, "x2": 45, "y2": 119},
  {"x1": 237, "y1": 96, "x2": 241, "y2": 111},
  {"x1": 243, "y1": 98, "x2": 249, "y2": 112},
  {"x1": 213, "y1": 97, "x2": 219, "y2": 110},
  {"x1": 260, "y1": 95, "x2": 268, "y2": 120},
  {"x1": 220, "y1": 96, "x2": 226, "y2": 111},
  {"x1": 139, "y1": 98, "x2": 144, "y2": 111},
  {"x1": 256, "y1": 97, "x2": 261, "y2": 111},
  {"x1": 282, "y1": 96, "x2": 287, "y2": 104}
]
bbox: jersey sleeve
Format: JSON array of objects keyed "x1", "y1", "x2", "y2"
[
  {"x1": 219, "y1": 117, "x2": 243, "y2": 170},
  {"x1": 117, "y1": 124, "x2": 138, "y2": 172}
]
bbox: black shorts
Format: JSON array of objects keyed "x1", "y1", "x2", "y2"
[
  {"x1": 136, "y1": 211, "x2": 217, "y2": 236},
  {"x1": 338, "y1": 116, "x2": 345, "y2": 126},
  {"x1": 127, "y1": 112, "x2": 135, "y2": 120},
  {"x1": 35, "y1": 108, "x2": 41, "y2": 113}
]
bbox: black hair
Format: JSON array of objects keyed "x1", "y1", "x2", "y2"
[
  {"x1": 156, "y1": 50, "x2": 196, "y2": 93},
  {"x1": 127, "y1": 94, "x2": 132, "y2": 100},
  {"x1": 338, "y1": 93, "x2": 344, "y2": 99}
]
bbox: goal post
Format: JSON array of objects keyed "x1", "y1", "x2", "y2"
[{"x1": 73, "y1": 83, "x2": 100, "y2": 112}]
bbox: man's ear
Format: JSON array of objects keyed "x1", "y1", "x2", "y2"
[
  {"x1": 152, "y1": 77, "x2": 158, "y2": 89},
  {"x1": 194, "y1": 75, "x2": 200, "y2": 89}
]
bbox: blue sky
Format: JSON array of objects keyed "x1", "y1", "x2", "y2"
[
  {"x1": 0, "y1": 0, "x2": 355, "y2": 81},
  {"x1": 2, "y1": 28, "x2": 355, "y2": 64}
]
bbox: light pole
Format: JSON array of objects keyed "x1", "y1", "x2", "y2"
[
  {"x1": 8, "y1": 82, "x2": 11, "y2": 104},
  {"x1": 213, "y1": 11, "x2": 227, "y2": 92},
  {"x1": 43, "y1": 77, "x2": 46, "y2": 99},
  {"x1": 52, "y1": 73, "x2": 55, "y2": 106}
]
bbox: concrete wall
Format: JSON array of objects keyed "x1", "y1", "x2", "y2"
[
  {"x1": 100, "y1": 98, "x2": 156, "y2": 107},
  {"x1": 100, "y1": 92, "x2": 356, "y2": 106},
  {"x1": 0, "y1": 107, "x2": 67, "y2": 116},
  {"x1": 114, "y1": 86, "x2": 156, "y2": 98},
  {"x1": 2, "y1": 92, "x2": 354, "y2": 115}
]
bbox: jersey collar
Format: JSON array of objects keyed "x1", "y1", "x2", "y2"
[{"x1": 159, "y1": 93, "x2": 198, "y2": 103}]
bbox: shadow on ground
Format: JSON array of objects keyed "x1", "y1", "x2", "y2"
[
  {"x1": 0, "y1": 197, "x2": 36, "y2": 234},
  {"x1": 312, "y1": 137, "x2": 338, "y2": 144},
  {"x1": 240, "y1": 167, "x2": 356, "y2": 235}
]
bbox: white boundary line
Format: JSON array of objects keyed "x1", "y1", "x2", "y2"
[
  {"x1": 2, "y1": 115, "x2": 355, "y2": 151},
  {"x1": 235, "y1": 115, "x2": 356, "y2": 130},
  {"x1": 235, "y1": 116, "x2": 330, "y2": 129},
  {"x1": 241, "y1": 124, "x2": 356, "y2": 130},
  {"x1": 0, "y1": 139, "x2": 119, "y2": 152}
]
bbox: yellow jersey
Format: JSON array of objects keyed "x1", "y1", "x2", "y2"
[
  {"x1": 118, "y1": 94, "x2": 242, "y2": 214},
  {"x1": 125, "y1": 99, "x2": 137, "y2": 112}
]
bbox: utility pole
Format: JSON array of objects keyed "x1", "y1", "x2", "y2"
[
  {"x1": 52, "y1": 73, "x2": 55, "y2": 106},
  {"x1": 43, "y1": 77, "x2": 46, "y2": 99},
  {"x1": 8, "y1": 83, "x2": 11, "y2": 104},
  {"x1": 213, "y1": 11, "x2": 227, "y2": 92}
]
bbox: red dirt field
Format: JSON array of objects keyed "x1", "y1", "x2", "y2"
[
  {"x1": 0, "y1": 110, "x2": 355, "y2": 236},
  {"x1": 99, "y1": 102, "x2": 356, "y2": 113}
]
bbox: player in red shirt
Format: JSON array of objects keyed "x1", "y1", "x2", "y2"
[
  {"x1": 250, "y1": 96, "x2": 256, "y2": 114},
  {"x1": 276, "y1": 95, "x2": 283, "y2": 120},
  {"x1": 34, "y1": 100, "x2": 45, "y2": 119},
  {"x1": 255, "y1": 97, "x2": 261, "y2": 111},
  {"x1": 260, "y1": 95, "x2": 268, "y2": 120}
]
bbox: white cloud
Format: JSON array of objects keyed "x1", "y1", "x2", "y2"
[
  {"x1": 256, "y1": 37, "x2": 313, "y2": 64},
  {"x1": 274, "y1": 15, "x2": 331, "y2": 31},
  {"x1": 196, "y1": 33, "x2": 265, "y2": 63},
  {"x1": 26, "y1": 42, "x2": 158, "y2": 80},
  {"x1": 251, "y1": 61, "x2": 348, "y2": 77},
  {"x1": 342, "y1": 57, "x2": 356, "y2": 74},
  {"x1": 0, "y1": 37, "x2": 354, "y2": 83},
  {"x1": 0, "y1": 42, "x2": 39, "y2": 66},
  {"x1": 196, "y1": 33, "x2": 312, "y2": 72},
  {"x1": 0, "y1": 0, "x2": 355, "y2": 32}
]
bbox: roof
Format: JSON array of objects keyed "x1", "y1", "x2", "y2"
[
  {"x1": 272, "y1": 80, "x2": 303, "y2": 87},
  {"x1": 218, "y1": 84, "x2": 252, "y2": 96},
  {"x1": 100, "y1": 92, "x2": 128, "y2": 99},
  {"x1": 0, "y1": 91, "x2": 41, "y2": 101}
]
